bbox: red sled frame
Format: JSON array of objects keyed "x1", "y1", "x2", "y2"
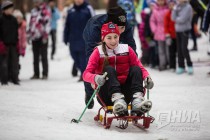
[{"x1": 94, "y1": 88, "x2": 155, "y2": 129}]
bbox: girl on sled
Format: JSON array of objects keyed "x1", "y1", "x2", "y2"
[{"x1": 83, "y1": 22, "x2": 154, "y2": 116}]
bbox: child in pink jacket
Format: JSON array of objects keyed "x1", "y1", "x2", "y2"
[
  {"x1": 13, "y1": 10, "x2": 27, "y2": 81},
  {"x1": 150, "y1": 0, "x2": 169, "y2": 71},
  {"x1": 83, "y1": 22, "x2": 154, "y2": 116},
  {"x1": 13, "y1": 10, "x2": 27, "y2": 57}
]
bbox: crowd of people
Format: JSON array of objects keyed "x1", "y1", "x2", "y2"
[
  {"x1": 0, "y1": 0, "x2": 209, "y2": 111},
  {"x1": 0, "y1": 0, "x2": 209, "y2": 117},
  {"x1": 0, "y1": 0, "x2": 60, "y2": 85},
  {"x1": 138, "y1": 0, "x2": 210, "y2": 74}
]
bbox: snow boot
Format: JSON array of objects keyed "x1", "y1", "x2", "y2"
[
  {"x1": 176, "y1": 67, "x2": 185, "y2": 74},
  {"x1": 187, "y1": 66, "x2": 193, "y2": 75},
  {"x1": 72, "y1": 63, "x2": 78, "y2": 77},
  {"x1": 131, "y1": 92, "x2": 152, "y2": 116},
  {"x1": 30, "y1": 75, "x2": 39, "y2": 80},
  {"x1": 112, "y1": 93, "x2": 128, "y2": 116}
]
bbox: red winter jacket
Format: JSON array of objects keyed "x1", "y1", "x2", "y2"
[
  {"x1": 164, "y1": 10, "x2": 176, "y2": 39},
  {"x1": 83, "y1": 44, "x2": 149, "y2": 85}
]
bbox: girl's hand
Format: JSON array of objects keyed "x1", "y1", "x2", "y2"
[
  {"x1": 144, "y1": 76, "x2": 154, "y2": 89},
  {"x1": 94, "y1": 75, "x2": 106, "y2": 86}
]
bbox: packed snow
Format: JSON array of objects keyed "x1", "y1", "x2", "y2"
[{"x1": 0, "y1": 10, "x2": 210, "y2": 140}]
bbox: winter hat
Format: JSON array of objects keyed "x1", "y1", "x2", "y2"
[
  {"x1": 101, "y1": 22, "x2": 120, "y2": 41},
  {"x1": 1, "y1": 0, "x2": 13, "y2": 10},
  {"x1": 13, "y1": 9, "x2": 23, "y2": 18},
  {"x1": 107, "y1": 6, "x2": 127, "y2": 26}
]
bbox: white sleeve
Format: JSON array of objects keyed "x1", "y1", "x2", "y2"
[{"x1": 87, "y1": 5, "x2": 95, "y2": 17}]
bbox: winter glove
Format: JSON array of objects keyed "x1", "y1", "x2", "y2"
[
  {"x1": 94, "y1": 74, "x2": 106, "y2": 86},
  {"x1": 165, "y1": 36, "x2": 172, "y2": 46},
  {"x1": 144, "y1": 76, "x2": 154, "y2": 89}
]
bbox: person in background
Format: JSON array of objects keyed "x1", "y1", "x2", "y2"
[
  {"x1": 202, "y1": 3, "x2": 210, "y2": 75},
  {"x1": 118, "y1": 0, "x2": 136, "y2": 34},
  {"x1": 0, "y1": 0, "x2": 19, "y2": 85},
  {"x1": 139, "y1": 9, "x2": 150, "y2": 66},
  {"x1": 13, "y1": 9, "x2": 27, "y2": 79},
  {"x1": 27, "y1": 0, "x2": 51, "y2": 80},
  {"x1": 144, "y1": 3, "x2": 159, "y2": 69},
  {"x1": 150, "y1": 0, "x2": 169, "y2": 71},
  {"x1": 189, "y1": 0, "x2": 209, "y2": 51},
  {"x1": 172, "y1": 0, "x2": 193, "y2": 75},
  {"x1": 62, "y1": 1, "x2": 79, "y2": 77},
  {"x1": 48, "y1": 0, "x2": 60, "y2": 60},
  {"x1": 190, "y1": 0, "x2": 209, "y2": 29},
  {"x1": 164, "y1": 0, "x2": 177, "y2": 72},
  {"x1": 190, "y1": 11, "x2": 199, "y2": 51},
  {"x1": 64, "y1": 0, "x2": 95, "y2": 82}
]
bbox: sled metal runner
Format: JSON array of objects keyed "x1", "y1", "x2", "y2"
[
  {"x1": 94, "y1": 88, "x2": 155, "y2": 129},
  {"x1": 94, "y1": 105, "x2": 154, "y2": 129}
]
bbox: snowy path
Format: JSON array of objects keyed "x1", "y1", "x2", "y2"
[{"x1": 1, "y1": 15, "x2": 210, "y2": 140}]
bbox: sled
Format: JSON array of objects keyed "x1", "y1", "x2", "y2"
[{"x1": 94, "y1": 88, "x2": 155, "y2": 129}]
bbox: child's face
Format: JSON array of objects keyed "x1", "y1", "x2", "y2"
[
  {"x1": 3, "y1": 7, "x2": 14, "y2": 15},
  {"x1": 157, "y1": 0, "x2": 165, "y2": 6},
  {"x1": 118, "y1": 26, "x2": 125, "y2": 34},
  {"x1": 169, "y1": 2, "x2": 175, "y2": 9},
  {"x1": 103, "y1": 33, "x2": 119, "y2": 50}
]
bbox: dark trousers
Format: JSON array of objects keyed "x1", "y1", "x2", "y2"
[
  {"x1": 176, "y1": 31, "x2": 192, "y2": 68},
  {"x1": 0, "y1": 46, "x2": 19, "y2": 83},
  {"x1": 169, "y1": 39, "x2": 177, "y2": 69},
  {"x1": 84, "y1": 81, "x2": 94, "y2": 97},
  {"x1": 191, "y1": 14, "x2": 199, "y2": 47},
  {"x1": 141, "y1": 47, "x2": 150, "y2": 65},
  {"x1": 50, "y1": 29, "x2": 56, "y2": 57},
  {"x1": 149, "y1": 43, "x2": 159, "y2": 68},
  {"x1": 97, "y1": 66, "x2": 144, "y2": 106},
  {"x1": 32, "y1": 39, "x2": 48, "y2": 77},
  {"x1": 70, "y1": 49, "x2": 86, "y2": 74}
]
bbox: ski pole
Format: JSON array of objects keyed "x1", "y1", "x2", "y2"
[{"x1": 71, "y1": 72, "x2": 107, "y2": 123}]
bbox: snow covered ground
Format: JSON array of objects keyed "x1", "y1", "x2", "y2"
[{"x1": 0, "y1": 10, "x2": 210, "y2": 140}]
